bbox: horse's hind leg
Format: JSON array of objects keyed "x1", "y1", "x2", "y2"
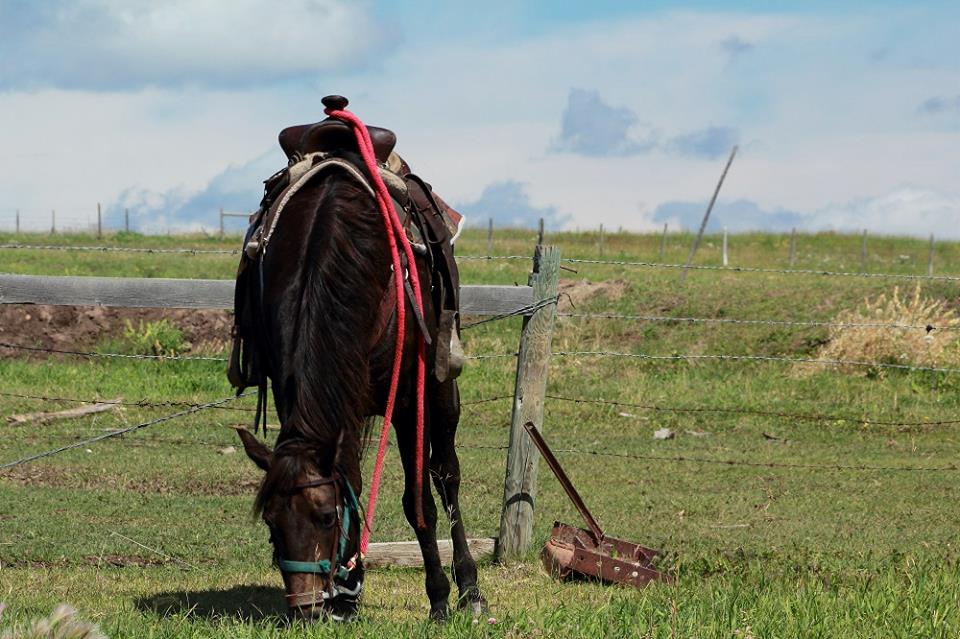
[
  {"x1": 429, "y1": 379, "x2": 487, "y2": 614},
  {"x1": 394, "y1": 409, "x2": 451, "y2": 621}
]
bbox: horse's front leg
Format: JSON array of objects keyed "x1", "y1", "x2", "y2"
[
  {"x1": 429, "y1": 379, "x2": 486, "y2": 614},
  {"x1": 394, "y1": 410, "x2": 451, "y2": 621}
]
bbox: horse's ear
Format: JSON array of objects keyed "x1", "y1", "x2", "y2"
[{"x1": 236, "y1": 428, "x2": 272, "y2": 471}]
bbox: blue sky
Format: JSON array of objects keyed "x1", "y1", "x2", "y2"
[{"x1": 1, "y1": 1, "x2": 958, "y2": 235}]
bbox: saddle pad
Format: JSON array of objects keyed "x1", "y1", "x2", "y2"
[{"x1": 432, "y1": 192, "x2": 465, "y2": 244}]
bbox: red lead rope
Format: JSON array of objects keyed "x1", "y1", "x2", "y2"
[{"x1": 323, "y1": 107, "x2": 428, "y2": 555}]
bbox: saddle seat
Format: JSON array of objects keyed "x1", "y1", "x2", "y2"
[{"x1": 278, "y1": 96, "x2": 397, "y2": 164}]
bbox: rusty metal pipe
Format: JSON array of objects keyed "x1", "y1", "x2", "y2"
[{"x1": 523, "y1": 422, "x2": 605, "y2": 544}]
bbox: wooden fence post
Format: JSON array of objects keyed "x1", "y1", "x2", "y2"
[
  {"x1": 219, "y1": 208, "x2": 225, "y2": 240},
  {"x1": 860, "y1": 229, "x2": 868, "y2": 272},
  {"x1": 682, "y1": 145, "x2": 738, "y2": 282},
  {"x1": 659, "y1": 223, "x2": 667, "y2": 261},
  {"x1": 15, "y1": 209, "x2": 19, "y2": 235},
  {"x1": 97, "y1": 202, "x2": 102, "y2": 239},
  {"x1": 599, "y1": 224, "x2": 605, "y2": 257},
  {"x1": 928, "y1": 234, "x2": 935, "y2": 276},
  {"x1": 722, "y1": 227, "x2": 728, "y2": 266},
  {"x1": 789, "y1": 228, "x2": 797, "y2": 267},
  {"x1": 51, "y1": 210, "x2": 56, "y2": 234},
  {"x1": 537, "y1": 217, "x2": 544, "y2": 246},
  {"x1": 497, "y1": 244, "x2": 561, "y2": 559},
  {"x1": 125, "y1": 209, "x2": 130, "y2": 233},
  {"x1": 487, "y1": 218, "x2": 494, "y2": 257}
]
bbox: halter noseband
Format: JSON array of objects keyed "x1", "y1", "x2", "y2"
[{"x1": 275, "y1": 472, "x2": 363, "y2": 607}]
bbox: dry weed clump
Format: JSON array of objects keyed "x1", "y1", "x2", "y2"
[
  {"x1": 0, "y1": 604, "x2": 105, "y2": 639},
  {"x1": 810, "y1": 285, "x2": 960, "y2": 375}
]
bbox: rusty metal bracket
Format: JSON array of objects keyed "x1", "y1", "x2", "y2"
[{"x1": 524, "y1": 422, "x2": 671, "y2": 587}]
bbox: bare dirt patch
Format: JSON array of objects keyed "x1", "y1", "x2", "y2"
[
  {"x1": 89, "y1": 554, "x2": 168, "y2": 568},
  {"x1": 1, "y1": 556, "x2": 170, "y2": 568},
  {"x1": 0, "y1": 304, "x2": 232, "y2": 358},
  {"x1": 1, "y1": 464, "x2": 259, "y2": 496},
  {"x1": 558, "y1": 278, "x2": 627, "y2": 311}
]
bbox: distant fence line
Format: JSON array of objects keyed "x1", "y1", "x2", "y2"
[
  {"x1": 0, "y1": 243, "x2": 956, "y2": 283},
  {"x1": 0, "y1": 206, "x2": 251, "y2": 238},
  {"x1": 551, "y1": 350, "x2": 960, "y2": 375},
  {"x1": 0, "y1": 210, "x2": 949, "y2": 275}
]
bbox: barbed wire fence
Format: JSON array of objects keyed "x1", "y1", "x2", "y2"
[
  {"x1": 2, "y1": 243, "x2": 958, "y2": 457},
  {"x1": 2, "y1": 240, "x2": 960, "y2": 563}
]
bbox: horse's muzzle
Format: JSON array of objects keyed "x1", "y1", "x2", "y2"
[{"x1": 288, "y1": 592, "x2": 360, "y2": 623}]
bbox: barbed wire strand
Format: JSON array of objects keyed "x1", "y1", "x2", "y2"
[
  {"x1": 0, "y1": 390, "x2": 510, "y2": 412},
  {"x1": 452, "y1": 443, "x2": 956, "y2": 472},
  {"x1": 0, "y1": 342, "x2": 227, "y2": 362},
  {"x1": 547, "y1": 447, "x2": 958, "y2": 473},
  {"x1": 551, "y1": 350, "x2": 960, "y2": 374},
  {"x1": 0, "y1": 393, "x2": 251, "y2": 471},
  {"x1": 0, "y1": 243, "x2": 239, "y2": 255},
  {"x1": 461, "y1": 295, "x2": 559, "y2": 329},
  {"x1": 455, "y1": 255, "x2": 531, "y2": 261},
  {"x1": 561, "y1": 257, "x2": 960, "y2": 282},
  {"x1": 559, "y1": 312, "x2": 953, "y2": 333},
  {"x1": 0, "y1": 341, "x2": 513, "y2": 363},
  {"x1": 0, "y1": 390, "x2": 256, "y2": 413},
  {"x1": 4, "y1": 244, "x2": 958, "y2": 282},
  {"x1": 544, "y1": 394, "x2": 960, "y2": 428}
]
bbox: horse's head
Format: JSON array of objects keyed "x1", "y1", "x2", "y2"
[{"x1": 236, "y1": 428, "x2": 364, "y2": 622}]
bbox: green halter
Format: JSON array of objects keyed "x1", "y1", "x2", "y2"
[{"x1": 277, "y1": 473, "x2": 360, "y2": 583}]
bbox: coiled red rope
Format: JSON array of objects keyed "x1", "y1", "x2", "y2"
[{"x1": 323, "y1": 106, "x2": 428, "y2": 554}]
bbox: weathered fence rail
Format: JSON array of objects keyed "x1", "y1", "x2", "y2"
[{"x1": 0, "y1": 274, "x2": 534, "y2": 316}]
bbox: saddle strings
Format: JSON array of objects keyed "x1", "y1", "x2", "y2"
[{"x1": 323, "y1": 106, "x2": 429, "y2": 554}]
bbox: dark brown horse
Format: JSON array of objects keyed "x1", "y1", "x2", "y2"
[{"x1": 229, "y1": 99, "x2": 485, "y2": 622}]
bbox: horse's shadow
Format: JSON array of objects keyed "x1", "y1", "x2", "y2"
[{"x1": 136, "y1": 585, "x2": 287, "y2": 623}]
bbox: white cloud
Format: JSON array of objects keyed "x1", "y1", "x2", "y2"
[
  {"x1": 107, "y1": 149, "x2": 284, "y2": 233},
  {"x1": 809, "y1": 188, "x2": 960, "y2": 237},
  {"x1": 551, "y1": 89, "x2": 658, "y2": 157},
  {"x1": 455, "y1": 181, "x2": 570, "y2": 230},
  {"x1": 0, "y1": 0, "x2": 388, "y2": 90},
  {"x1": 648, "y1": 187, "x2": 960, "y2": 239}
]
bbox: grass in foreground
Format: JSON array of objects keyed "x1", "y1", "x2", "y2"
[{"x1": 1, "y1": 229, "x2": 959, "y2": 637}]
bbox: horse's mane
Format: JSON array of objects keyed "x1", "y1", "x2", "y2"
[{"x1": 261, "y1": 158, "x2": 390, "y2": 466}]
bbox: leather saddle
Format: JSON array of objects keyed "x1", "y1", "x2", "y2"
[
  {"x1": 278, "y1": 95, "x2": 397, "y2": 164},
  {"x1": 229, "y1": 95, "x2": 465, "y2": 395}
]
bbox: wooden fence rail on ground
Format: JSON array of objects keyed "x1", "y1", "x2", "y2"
[{"x1": 0, "y1": 247, "x2": 560, "y2": 562}]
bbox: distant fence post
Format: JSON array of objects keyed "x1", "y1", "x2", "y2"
[
  {"x1": 125, "y1": 209, "x2": 130, "y2": 233},
  {"x1": 722, "y1": 227, "x2": 728, "y2": 266},
  {"x1": 682, "y1": 145, "x2": 738, "y2": 282},
  {"x1": 497, "y1": 244, "x2": 561, "y2": 560},
  {"x1": 789, "y1": 228, "x2": 797, "y2": 267},
  {"x1": 928, "y1": 234, "x2": 935, "y2": 276},
  {"x1": 15, "y1": 209, "x2": 19, "y2": 235},
  {"x1": 97, "y1": 202, "x2": 102, "y2": 239},
  {"x1": 599, "y1": 224, "x2": 605, "y2": 257},
  {"x1": 860, "y1": 229, "x2": 868, "y2": 272},
  {"x1": 487, "y1": 218, "x2": 494, "y2": 257},
  {"x1": 51, "y1": 210, "x2": 56, "y2": 234},
  {"x1": 659, "y1": 223, "x2": 667, "y2": 261},
  {"x1": 219, "y1": 208, "x2": 224, "y2": 240}
]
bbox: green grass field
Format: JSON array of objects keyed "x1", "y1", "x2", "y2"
[{"x1": 1, "y1": 228, "x2": 958, "y2": 638}]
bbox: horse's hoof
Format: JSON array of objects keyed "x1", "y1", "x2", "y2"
[
  {"x1": 429, "y1": 603, "x2": 450, "y2": 622},
  {"x1": 458, "y1": 594, "x2": 488, "y2": 617}
]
